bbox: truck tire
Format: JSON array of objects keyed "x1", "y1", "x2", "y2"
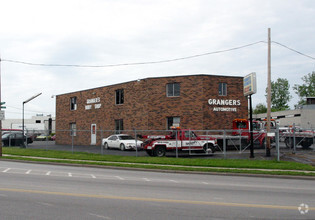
[
  {"x1": 203, "y1": 144, "x2": 215, "y2": 154},
  {"x1": 301, "y1": 139, "x2": 312, "y2": 149},
  {"x1": 284, "y1": 137, "x2": 293, "y2": 148},
  {"x1": 154, "y1": 145, "x2": 166, "y2": 157}
]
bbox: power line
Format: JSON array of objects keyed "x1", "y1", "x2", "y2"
[
  {"x1": 272, "y1": 41, "x2": 315, "y2": 60},
  {"x1": 6, "y1": 105, "x2": 53, "y2": 114},
  {"x1": 1, "y1": 41, "x2": 313, "y2": 68},
  {"x1": 1, "y1": 41, "x2": 265, "y2": 68}
]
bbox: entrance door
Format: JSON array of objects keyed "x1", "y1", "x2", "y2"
[{"x1": 91, "y1": 124, "x2": 97, "y2": 145}]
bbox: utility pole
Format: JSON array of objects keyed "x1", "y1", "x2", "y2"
[{"x1": 266, "y1": 28, "x2": 271, "y2": 157}]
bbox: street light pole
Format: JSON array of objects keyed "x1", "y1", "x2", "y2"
[
  {"x1": 266, "y1": 28, "x2": 272, "y2": 157},
  {"x1": 22, "y1": 92, "x2": 42, "y2": 147}
]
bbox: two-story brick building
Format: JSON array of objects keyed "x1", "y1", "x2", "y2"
[{"x1": 56, "y1": 74, "x2": 248, "y2": 145}]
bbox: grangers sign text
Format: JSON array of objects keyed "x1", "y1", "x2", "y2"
[
  {"x1": 85, "y1": 97, "x2": 101, "y2": 110},
  {"x1": 208, "y1": 99, "x2": 241, "y2": 112}
]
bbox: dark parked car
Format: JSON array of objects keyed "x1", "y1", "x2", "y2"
[{"x1": 2, "y1": 132, "x2": 33, "y2": 146}]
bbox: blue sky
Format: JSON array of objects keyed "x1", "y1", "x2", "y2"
[{"x1": 0, "y1": 0, "x2": 314, "y2": 119}]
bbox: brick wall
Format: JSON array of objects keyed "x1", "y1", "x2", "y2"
[{"x1": 56, "y1": 75, "x2": 248, "y2": 145}]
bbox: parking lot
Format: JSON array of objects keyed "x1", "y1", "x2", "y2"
[{"x1": 24, "y1": 140, "x2": 315, "y2": 166}]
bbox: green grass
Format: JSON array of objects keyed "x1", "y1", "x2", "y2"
[{"x1": 2, "y1": 147, "x2": 315, "y2": 176}]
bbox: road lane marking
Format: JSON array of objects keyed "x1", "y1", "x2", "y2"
[
  {"x1": 46, "y1": 171, "x2": 51, "y2": 175},
  {"x1": 3, "y1": 168, "x2": 11, "y2": 173},
  {"x1": 170, "y1": 180, "x2": 178, "y2": 183},
  {"x1": 89, "y1": 213, "x2": 112, "y2": 219},
  {"x1": 1, "y1": 187, "x2": 314, "y2": 211},
  {"x1": 143, "y1": 178, "x2": 151, "y2": 182},
  {"x1": 202, "y1": 182, "x2": 209, "y2": 185},
  {"x1": 68, "y1": 173, "x2": 72, "y2": 177},
  {"x1": 115, "y1": 176, "x2": 124, "y2": 180},
  {"x1": 26, "y1": 170, "x2": 32, "y2": 174},
  {"x1": 91, "y1": 174, "x2": 96, "y2": 179}
]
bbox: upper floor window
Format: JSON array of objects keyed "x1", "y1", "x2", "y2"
[
  {"x1": 115, "y1": 89, "x2": 124, "y2": 105},
  {"x1": 219, "y1": 83, "x2": 227, "y2": 96},
  {"x1": 166, "y1": 83, "x2": 180, "y2": 97},
  {"x1": 70, "y1": 97, "x2": 77, "y2": 110}
]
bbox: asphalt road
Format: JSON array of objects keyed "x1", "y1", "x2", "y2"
[{"x1": 0, "y1": 160, "x2": 314, "y2": 219}]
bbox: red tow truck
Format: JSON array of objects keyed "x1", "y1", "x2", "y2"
[
  {"x1": 214, "y1": 119, "x2": 276, "y2": 149},
  {"x1": 140, "y1": 127, "x2": 217, "y2": 157},
  {"x1": 282, "y1": 126, "x2": 314, "y2": 149}
]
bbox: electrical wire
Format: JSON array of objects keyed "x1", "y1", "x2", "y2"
[
  {"x1": 1, "y1": 41, "x2": 265, "y2": 68},
  {"x1": 6, "y1": 105, "x2": 53, "y2": 114},
  {"x1": 272, "y1": 41, "x2": 315, "y2": 60}
]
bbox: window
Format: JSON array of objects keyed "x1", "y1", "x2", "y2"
[
  {"x1": 167, "y1": 117, "x2": 180, "y2": 130},
  {"x1": 115, "y1": 89, "x2": 124, "y2": 105},
  {"x1": 35, "y1": 120, "x2": 41, "y2": 123},
  {"x1": 184, "y1": 131, "x2": 197, "y2": 139},
  {"x1": 115, "y1": 119, "x2": 124, "y2": 134},
  {"x1": 166, "y1": 83, "x2": 180, "y2": 97},
  {"x1": 109, "y1": 135, "x2": 117, "y2": 141},
  {"x1": 219, "y1": 83, "x2": 227, "y2": 96},
  {"x1": 70, "y1": 97, "x2": 77, "y2": 110},
  {"x1": 70, "y1": 123, "x2": 76, "y2": 136}
]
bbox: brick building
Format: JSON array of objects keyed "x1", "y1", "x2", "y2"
[{"x1": 56, "y1": 74, "x2": 248, "y2": 145}]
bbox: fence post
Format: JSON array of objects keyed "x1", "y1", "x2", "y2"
[
  {"x1": 276, "y1": 124, "x2": 280, "y2": 161},
  {"x1": 293, "y1": 123, "x2": 296, "y2": 154},
  {"x1": 239, "y1": 129, "x2": 242, "y2": 153},
  {"x1": 176, "y1": 130, "x2": 178, "y2": 158},
  {"x1": 101, "y1": 130, "x2": 103, "y2": 155},
  {"x1": 45, "y1": 128, "x2": 48, "y2": 150},
  {"x1": 135, "y1": 129, "x2": 138, "y2": 157},
  {"x1": 71, "y1": 129, "x2": 74, "y2": 154},
  {"x1": 223, "y1": 130, "x2": 226, "y2": 159}
]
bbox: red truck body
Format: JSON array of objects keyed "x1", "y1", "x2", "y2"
[{"x1": 141, "y1": 128, "x2": 217, "y2": 157}]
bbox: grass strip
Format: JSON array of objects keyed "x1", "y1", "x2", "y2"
[{"x1": 3, "y1": 147, "x2": 314, "y2": 172}]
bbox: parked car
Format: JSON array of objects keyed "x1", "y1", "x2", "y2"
[
  {"x1": 102, "y1": 134, "x2": 143, "y2": 151},
  {"x1": 2, "y1": 132, "x2": 33, "y2": 146},
  {"x1": 50, "y1": 135, "x2": 56, "y2": 141},
  {"x1": 35, "y1": 133, "x2": 49, "y2": 141}
]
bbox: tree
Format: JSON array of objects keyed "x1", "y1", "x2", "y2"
[
  {"x1": 253, "y1": 103, "x2": 267, "y2": 114},
  {"x1": 265, "y1": 78, "x2": 292, "y2": 111},
  {"x1": 293, "y1": 72, "x2": 315, "y2": 106}
]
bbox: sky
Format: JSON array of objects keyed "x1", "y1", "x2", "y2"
[{"x1": 0, "y1": 0, "x2": 314, "y2": 119}]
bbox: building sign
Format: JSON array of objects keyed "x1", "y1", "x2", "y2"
[
  {"x1": 243, "y1": 72, "x2": 257, "y2": 96},
  {"x1": 85, "y1": 97, "x2": 101, "y2": 110},
  {"x1": 208, "y1": 99, "x2": 241, "y2": 112}
]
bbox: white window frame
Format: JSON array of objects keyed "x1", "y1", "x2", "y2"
[
  {"x1": 219, "y1": 83, "x2": 227, "y2": 96},
  {"x1": 70, "y1": 97, "x2": 77, "y2": 110},
  {"x1": 166, "y1": 83, "x2": 180, "y2": 97},
  {"x1": 115, "y1": 89, "x2": 124, "y2": 105}
]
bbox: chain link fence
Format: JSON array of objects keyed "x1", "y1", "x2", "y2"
[{"x1": 3, "y1": 126, "x2": 314, "y2": 161}]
